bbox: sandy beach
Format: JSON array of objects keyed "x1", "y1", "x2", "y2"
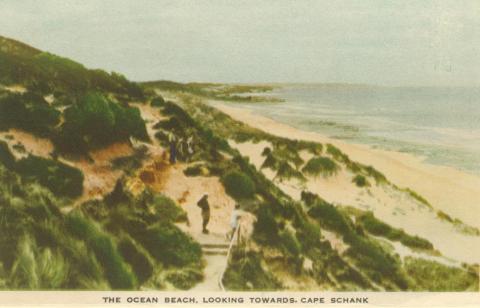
[
  {"x1": 208, "y1": 101, "x2": 480, "y2": 264},
  {"x1": 213, "y1": 102, "x2": 480, "y2": 229}
]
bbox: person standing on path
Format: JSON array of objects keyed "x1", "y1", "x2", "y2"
[
  {"x1": 227, "y1": 204, "x2": 243, "y2": 240},
  {"x1": 197, "y1": 193, "x2": 211, "y2": 234}
]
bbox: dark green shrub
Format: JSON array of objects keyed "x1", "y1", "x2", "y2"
[
  {"x1": 66, "y1": 213, "x2": 137, "y2": 289},
  {"x1": 404, "y1": 257, "x2": 479, "y2": 291},
  {"x1": 0, "y1": 92, "x2": 60, "y2": 136},
  {"x1": 326, "y1": 144, "x2": 349, "y2": 162},
  {"x1": 183, "y1": 164, "x2": 205, "y2": 177},
  {"x1": 138, "y1": 223, "x2": 201, "y2": 267},
  {"x1": 0, "y1": 141, "x2": 15, "y2": 169},
  {"x1": 344, "y1": 232, "x2": 404, "y2": 288},
  {"x1": 352, "y1": 175, "x2": 370, "y2": 187},
  {"x1": 149, "y1": 195, "x2": 187, "y2": 223},
  {"x1": 55, "y1": 92, "x2": 148, "y2": 153},
  {"x1": 279, "y1": 229, "x2": 301, "y2": 257},
  {"x1": 357, "y1": 212, "x2": 434, "y2": 251},
  {"x1": 151, "y1": 96, "x2": 165, "y2": 107},
  {"x1": 302, "y1": 156, "x2": 339, "y2": 178},
  {"x1": 308, "y1": 200, "x2": 352, "y2": 235},
  {"x1": 295, "y1": 219, "x2": 321, "y2": 249},
  {"x1": 15, "y1": 155, "x2": 84, "y2": 198},
  {"x1": 222, "y1": 170, "x2": 255, "y2": 200},
  {"x1": 223, "y1": 250, "x2": 282, "y2": 290},
  {"x1": 165, "y1": 268, "x2": 203, "y2": 290},
  {"x1": 363, "y1": 166, "x2": 387, "y2": 184},
  {"x1": 253, "y1": 206, "x2": 279, "y2": 244},
  {"x1": 261, "y1": 153, "x2": 278, "y2": 170},
  {"x1": 8, "y1": 236, "x2": 38, "y2": 289},
  {"x1": 275, "y1": 161, "x2": 306, "y2": 182},
  {"x1": 118, "y1": 235, "x2": 154, "y2": 284},
  {"x1": 89, "y1": 235, "x2": 137, "y2": 289},
  {"x1": 111, "y1": 148, "x2": 147, "y2": 172}
]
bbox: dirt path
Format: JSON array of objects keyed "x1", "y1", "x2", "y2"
[
  {"x1": 145, "y1": 162, "x2": 235, "y2": 291},
  {"x1": 134, "y1": 102, "x2": 237, "y2": 290}
]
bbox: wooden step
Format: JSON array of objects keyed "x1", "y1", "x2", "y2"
[
  {"x1": 202, "y1": 247, "x2": 228, "y2": 256},
  {"x1": 201, "y1": 243, "x2": 230, "y2": 249}
]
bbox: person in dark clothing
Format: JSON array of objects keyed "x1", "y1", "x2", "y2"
[{"x1": 197, "y1": 193, "x2": 210, "y2": 234}]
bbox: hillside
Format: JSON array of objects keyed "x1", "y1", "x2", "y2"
[{"x1": 0, "y1": 35, "x2": 478, "y2": 291}]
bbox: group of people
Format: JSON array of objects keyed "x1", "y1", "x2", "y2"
[
  {"x1": 196, "y1": 193, "x2": 243, "y2": 240},
  {"x1": 168, "y1": 132, "x2": 194, "y2": 164}
]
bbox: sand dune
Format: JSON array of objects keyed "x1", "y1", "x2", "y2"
[
  {"x1": 215, "y1": 103, "x2": 480, "y2": 229},
  {"x1": 219, "y1": 104, "x2": 480, "y2": 264}
]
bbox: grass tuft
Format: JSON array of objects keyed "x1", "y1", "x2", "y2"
[{"x1": 302, "y1": 156, "x2": 339, "y2": 178}]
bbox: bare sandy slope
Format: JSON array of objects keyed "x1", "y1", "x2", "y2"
[
  {"x1": 0, "y1": 128, "x2": 132, "y2": 205},
  {"x1": 215, "y1": 103, "x2": 480, "y2": 230}
]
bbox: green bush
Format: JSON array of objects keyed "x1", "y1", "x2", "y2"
[
  {"x1": 0, "y1": 92, "x2": 60, "y2": 136},
  {"x1": 183, "y1": 164, "x2": 205, "y2": 177},
  {"x1": 66, "y1": 213, "x2": 137, "y2": 289},
  {"x1": 308, "y1": 200, "x2": 352, "y2": 235},
  {"x1": 275, "y1": 161, "x2": 306, "y2": 182},
  {"x1": 363, "y1": 166, "x2": 387, "y2": 184},
  {"x1": 357, "y1": 212, "x2": 433, "y2": 251},
  {"x1": 36, "y1": 248, "x2": 69, "y2": 289},
  {"x1": 149, "y1": 195, "x2": 188, "y2": 223},
  {"x1": 151, "y1": 96, "x2": 165, "y2": 107},
  {"x1": 9, "y1": 236, "x2": 39, "y2": 289},
  {"x1": 302, "y1": 156, "x2": 339, "y2": 178},
  {"x1": 89, "y1": 235, "x2": 137, "y2": 289},
  {"x1": 279, "y1": 229, "x2": 301, "y2": 257},
  {"x1": 165, "y1": 268, "x2": 203, "y2": 290},
  {"x1": 0, "y1": 141, "x2": 15, "y2": 169},
  {"x1": 344, "y1": 232, "x2": 405, "y2": 288},
  {"x1": 253, "y1": 206, "x2": 279, "y2": 244},
  {"x1": 222, "y1": 170, "x2": 256, "y2": 200},
  {"x1": 404, "y1": 257, "x2": 478, "y2": 291},
  {"x1": 261, "y1": 153, "x2": 279, "y2": 170},
  {"x1": 55, "y1": 92, "x2": 148, "y2": 153},
  {"x1": 326, "y1": 144, "x2": 349, "y2": 162},
  {"x1": 138, "y1": 223, "x2": 201, "y2": 267},
  {"x1": 223, "y1": 250, "x2": 282, "y2": 290},
  {"x1": 117, "y1": 235, "x2": 154, "y2": 284},
  {"x1": 15, "y1": 155, "x2": 84, "y2": 198},
  {"x1": 352, "y1": 175, "x2": 370, "y2": 187}
]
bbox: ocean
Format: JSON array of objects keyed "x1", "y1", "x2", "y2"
[{"x1": 231, "y1": 84, "x2": 480, "y2": 175}]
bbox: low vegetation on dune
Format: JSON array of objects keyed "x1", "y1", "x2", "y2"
[
  {"x1": 221, "y1": 170, "x2": 256, "y2": 200},
  {"x1": 0, "y1": 92, "x2": 60, "y2": 137},
  {"x1": 1, "y1": 36, "x2": 477, "y2": 292},
  {"x1": 302, "y1": 156, "x2": 339, "y2": 178},
  {"x1": 164, "y1": 92, "x2": 479, "y2": 291},
  {"x1": 0, "y1": 36, "x2": 144, "y2": 99},
  {"x1": 356, "y1": 212, "x2": 434, "y2": 251},
  {"x1": 404, "y1": 257, "x2": 478, "y2": 291},
  {"x1": 352, "y1": 174, "x2": 370, "y2": 187},
  {"x1": 0, "y1": 162, "x2": 203, "y2": 290},
  {"x1": 55, "y1": 92, "x2": 148, "y2": 154},
  {"x1": 0, "y1": 141, "x2": 84, "y2": 198}
]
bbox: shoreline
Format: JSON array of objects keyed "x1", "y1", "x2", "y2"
[{"x1": 212, "y1": 101, "x2": 480, "y2": 229}]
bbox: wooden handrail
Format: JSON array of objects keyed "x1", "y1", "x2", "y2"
[{"x1": 218, "y1": 223, "x2": 241, "y2": 291}]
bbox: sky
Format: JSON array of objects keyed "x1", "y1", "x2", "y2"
[{"x1": 0, "y1": 0, "x2": 479, "y2": 86}]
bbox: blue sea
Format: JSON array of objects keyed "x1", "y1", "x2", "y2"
[{"x1": 232, "y1": 84, "x2": 480, "y2": 175}]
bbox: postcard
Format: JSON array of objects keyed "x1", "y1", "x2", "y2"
[{"x1": 0, "y1": 1, "x2": 478, "y2": 307}]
